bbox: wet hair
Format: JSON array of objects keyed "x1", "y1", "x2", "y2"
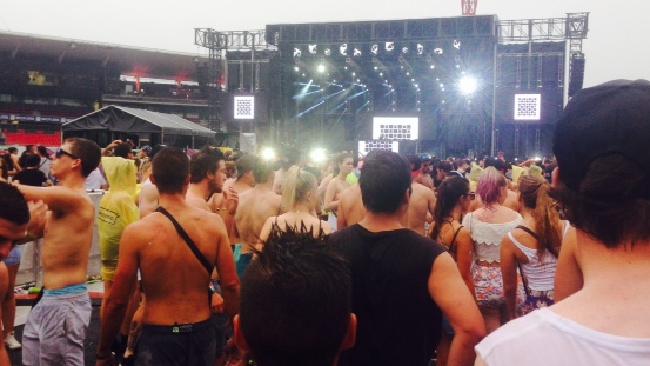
[
  {"x1": 477, "y1": 166, "x2": 507, "y2": 205},
  {"x1": 7, "y1": 147, "x2": 17, "y2": 154},
  {"x1": 253, "y1": 158, "x2": 275, "y2": 184},
  {"x1": 236, "y1": 154, "x2": 256, "y2": 180},
  {"x1": 37, "y1": 146, "x2": 50, "y2": 159},
  {"x1": 152, "y1": 148, "x2": 189, "y2": 194},
  {"x1": 189, "y1": 152, "x2": 219, "y2": 184},
  {"x1": 0, "y1": 181, "x2": 29, "y2": 226},
  {"x1": 113, "y1": 143, "x2": 132, "y2": 159},
  {"x1": 241, "y1": 228, "x2": 351, "y2": 366},
  {"x1": 360, "y1": 151, "x2": 411, "y2": 214},
  {"x1": 519, "y1": 173, "x2": 562, "y2": 258},
  {"x1": 436, "y1": 160, "x2": 454, "y2": 174},
  {"x1": 281, "y1": 166, "x2": 317, "y2": 212},
  {"x1": 66, "y1": 138, "x2": 101, "y2": 178},
  {"x1": 551, "y1": 154, "x2": 650, "y2": 248},
  {"x1": 21, "y1": 153, "x2": 40, "y2": 168},
  {"x1": 408, "y1": 155, "x2": 422, "y2": 172},
  {"x1": 431, "y1": 177, "x2": 469, "y2": 240}
]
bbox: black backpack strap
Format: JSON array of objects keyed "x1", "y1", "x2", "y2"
[
  {"x1": 448, "y1": 225, "x2": 464, "y2": 258},
  {"x1": 516, "y1": 225, "x2": 541, "y2": 242},
  {"x1": 155, "y1": 207, "x2": 214, "y2": 275}
]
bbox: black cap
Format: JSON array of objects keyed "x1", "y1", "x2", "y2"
[{"x1": 553, "y1": 80, "x2": 650, "y2": 197}]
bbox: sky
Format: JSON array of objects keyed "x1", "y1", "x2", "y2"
[{"x1": 1, "y1": 0, "x2": 648, "y2": 86}]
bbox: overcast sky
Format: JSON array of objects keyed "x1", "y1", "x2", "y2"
[{"x1": 2, "y1": 0, "x2": 648, "y2": 86}]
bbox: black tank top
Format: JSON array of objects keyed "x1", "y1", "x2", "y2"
[{"x1": 329, "y1": 224, "x2": 446, "y2": 366}]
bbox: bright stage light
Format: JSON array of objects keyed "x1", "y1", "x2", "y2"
[
  {"x1": 317, "y1": 64, "x2": 326, "y2": 73},
  {"x1": 458, "y1": 75, "x2": 478, "y2": 95},
  {"x1": 430, "y1": 64, "x2": 435, "y2": 69},
  {"x1": 260, "y1": 147, "x2": 276, "y2": 161},
  {"x1": 294, "y1": 66, "x2": 300, "y2": 72},
  {"x1": 309, "y1": 147, "x2": 328, "y2": 164}
]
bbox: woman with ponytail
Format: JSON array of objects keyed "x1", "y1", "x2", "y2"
[
  {"x1": 500, "y1": 173, "x2": 570, "y2": 319},
  {"x1": 429, "y1": 176, "x2": 474, "y2": 366},
  {"x1": 259, "y1": 165, "x2": 332, "y2": 242}
]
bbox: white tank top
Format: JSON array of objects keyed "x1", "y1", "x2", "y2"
[
  {"x1": 477, "y1": 308, "x2": 650, "y2": 366},
  {"x1": 508, "y1": 222, "x2": 571, "y2": 292}
]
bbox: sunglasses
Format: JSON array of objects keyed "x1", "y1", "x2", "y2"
[{"x1": 55, "y1": 148, "x2": 78, "y2": 160}]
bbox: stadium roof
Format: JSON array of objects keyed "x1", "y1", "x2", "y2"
[{"x1": 0, "y1": 31, "x2": 208, "y2": 78}]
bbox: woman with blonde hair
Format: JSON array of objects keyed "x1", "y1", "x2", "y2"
[
  {"x1": 500, "y1": 173, "x2": 569, "y2": 319},
  {"x1": 259, "y1": 166, "x2": 331, "y2": 242},
  {"x1": 459, "y1": 166, "x2": 523, "y2": 332}
]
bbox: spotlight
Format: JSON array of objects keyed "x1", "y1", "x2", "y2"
[
  {"x1": 340, "y1": 44, "x2": 348, "y2": 56},
  {"x1": 379, "y1": 72, "x2": 383, "y2": 77},
  {"x1": 430, "y1": 64, "x2": 435, "y2": 69},
  {"x1": 344, "y1": 66, "x2": 348, "y2": 70},
  {"x1": 352, "y1": 72, "x2": 356, "y2": 76},
  {"x1": 293, "y1": 48, "x2": 302, "y2": 58},
  {"x1": 406, "y1": 72, "x2": 410, "y2": 76},
  {"x1": 317, "y1": 64, "x2": 326, "y2": 73},
  {"x1": 260, "y1": 147, "x2": 276, "y2": 161},
  {"x1": 458, "y1": 75, "x2": 478, "y2": 95},
  {"x1": 294, "y1": 66, "x2": 300, "y2": 72},
  {"x1": 308, "y1": 45, "x2": 317, "y2": 54},
  {"x1": 374, "y1": 66, "x2": 378, "y2": 70},
  {"x1": 309, "y1": 147, "x2": 327, "y2": 164}
]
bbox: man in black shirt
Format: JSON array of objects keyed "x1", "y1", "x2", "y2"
[
  {"x1": 14, "y1": 153, "x2": 47, "y2": 187},
  {"x1": 329, "y1": 151, "x2": 485, "y2": 366}
]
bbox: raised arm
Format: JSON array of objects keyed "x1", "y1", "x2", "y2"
[
  {"x1": 429, "y1": 252, "x2": 486, "y2": 366},
  {"x1": 18, "y1": 185, "x2": 87, "y2": 214},
  {"x1": 96, "y1": 223, "x2": 141, "y2": 362},
  {"x1": 500, "y1": 236, "x2": 519, "y2": 320}
]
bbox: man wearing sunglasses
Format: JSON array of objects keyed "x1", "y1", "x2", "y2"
[{"x1": 17, "y1": 138, "x2": 101, "y2": 366}]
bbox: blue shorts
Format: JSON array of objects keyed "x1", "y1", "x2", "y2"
[{"x1": 4, "y1": 246, "x2": 22, "y2": 267}]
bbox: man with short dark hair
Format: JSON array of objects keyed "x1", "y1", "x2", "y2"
[
  {"x1": 235, "y1": 158, "x2": 281, "y2": 275},
  {"x1": 235, "y1": 229, "x2": 356, "y2": 366},
  {"x1": 324, "y1": 153, "x2": 355, "y2": 213},
  {"x1": 476, "y1": 80, "x2": 650, "y2": 366},
  {"x1": 18, "y1": 138, "x2": 101, "y2": 366},
  {"x1": 0, "y1": 182, "x2": 31, "y2": 363},
  {"x1": 97, "y1": 147, "x2": 240, "y2": 366},
  {"x1": 113, "y1": 143, "x2": 133, "y2": 160},
  {"x1": 329, "y1": 151, "x2": 485, "y2": 366},
  {"x1": 186, "y1": 151, "x2": 225, "y2": 211}
]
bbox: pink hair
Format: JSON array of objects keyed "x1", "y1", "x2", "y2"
[{"x1": 477, "y1": 166, "x2": 506, "y2": 205}]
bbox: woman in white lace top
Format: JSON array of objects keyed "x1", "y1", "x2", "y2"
[{"x1": 459, "y1": 167, "x2": 522, "y2": 333}]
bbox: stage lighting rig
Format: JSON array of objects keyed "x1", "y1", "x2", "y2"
[
  {"x1": 458, "y1": 75, "x2": 478, "y2": 95},
  {"x1": 340, "y1": 44, "x2": 348, "y2": 56}
]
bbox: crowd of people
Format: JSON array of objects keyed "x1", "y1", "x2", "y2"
[{"x1": 0, "y1": 79, "x2": 648, "y2": 366}]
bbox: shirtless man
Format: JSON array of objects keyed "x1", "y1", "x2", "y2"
[
  {"x1": 336, "y1": 184, "x2": 365, "y2": 230},
  {"x1": 186, "y1": 150, "x2": 227, "y2": 211},
  {"x1": 324, "y1": 153, "x2": 354, "y2": 213},
  {"x1": 406, "y1": 183, "x2": 436, "y2": 236},
  {"x1": 220, "y1": 154, "x2": 255, "y2": 243},
  {"x1": 0, "y1": 182, "x2": 31, "y2": 364},
  {"x1": 235, "y1": 158, "x2": 281, "y2": 274},
  {"x1": 17, "y1": 138, "x2": 101, "y2": 366},
  {"x1": 97, "y1": 148, "x2": 240, "y2": 366},
  {"x1": 235, "y1": 158, "x2": 281, "y2": 252}
]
